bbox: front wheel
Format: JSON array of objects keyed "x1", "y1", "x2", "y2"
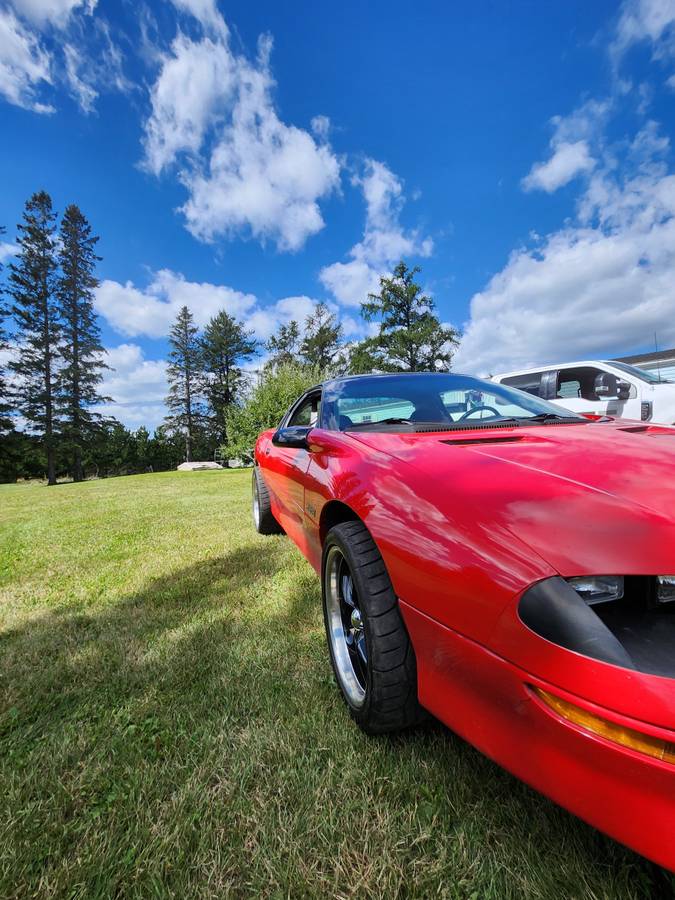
[{"x1": 322, "y1": 521, "x2": 424, "y2": 734}]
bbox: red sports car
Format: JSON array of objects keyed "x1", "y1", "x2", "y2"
[{"x1": 252, "y1": 372, "x2": 675, "y2": 871}]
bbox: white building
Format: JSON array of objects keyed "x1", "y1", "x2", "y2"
[{"x1": 614, "y1": 349, "x2": 675, "y2": 383}]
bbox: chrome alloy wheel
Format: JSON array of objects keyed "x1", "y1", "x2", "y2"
[
  {"x1": 325, "y1": 545, "x2": 368, "y2": 707},
  {"x1": 252, "y1": 474, "x2": 261, "y2": 529}
]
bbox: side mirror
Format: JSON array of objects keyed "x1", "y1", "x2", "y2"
[
  {"x1": 616, "y1": 380, "x2": 631, "y2": 401},
  {"x1": 272, "y1": 426, "x2": 311, "y2": 449}
]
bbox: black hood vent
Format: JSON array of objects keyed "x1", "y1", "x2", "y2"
[{"x1": 441, "y1": 434, "x2": 529, "y2": 446}]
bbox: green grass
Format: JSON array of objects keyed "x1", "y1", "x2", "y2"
[{"x1": 0, "y1": 471, "x2": 670, "y2": 899}]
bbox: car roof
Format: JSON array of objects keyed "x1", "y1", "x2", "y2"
[{"x1": 319, "y1": 371, "x2": 471, "y2": 388}]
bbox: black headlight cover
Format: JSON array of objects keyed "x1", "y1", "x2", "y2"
[{"x1": 519, "y1": 576, "x2": 635, "y2": 670}]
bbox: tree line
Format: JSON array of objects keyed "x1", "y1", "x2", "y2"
[
  {"x1": 0, "y1": 191, "x2": 110, "y2": 484},
  {"x1": 0, "y1": 190, "x2": 460, "y2": 482},
  {"x1": 173, "y1": 260, "x2": 461, "y2": 462},
  {"x1": 0, "y1": 191, "x2": 203, "y2": 483}
]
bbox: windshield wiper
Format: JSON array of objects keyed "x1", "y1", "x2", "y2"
[
  {"x1": 348, "y1": 417, "x2": 416, "y2": 429},
  {"x1": 522, "y1": 413, "x2": 586, "y2": 423}
]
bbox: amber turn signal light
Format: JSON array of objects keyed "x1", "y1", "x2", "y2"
[{"x1": 533, "y1": 687, "x2": 675, "y2": 765}]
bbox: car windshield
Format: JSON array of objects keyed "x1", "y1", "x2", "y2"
[
  {"x1": 605, "y1": 360, "x2": 672, "y2": 384},
  {"x1": 321, "y1": 373, "x2": 587, "y2": 432}
]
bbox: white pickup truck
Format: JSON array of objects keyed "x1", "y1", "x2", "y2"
[{"x1": 491, "y1": 359, "x2": 675, "y2": 424}]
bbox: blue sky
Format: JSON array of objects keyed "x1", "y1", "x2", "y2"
[{"x1": 2, "y1": 0, "x2": 675, "y2": 429}]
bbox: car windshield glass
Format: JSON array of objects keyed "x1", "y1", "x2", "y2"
[
  {"x1": 605, "y1": 361, "x2": 672, "y2": 384},
  {"x1": 321, "y1": 373, "x2": 587, "y2": 432}
]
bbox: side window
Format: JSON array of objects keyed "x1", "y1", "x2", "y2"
[
  {"x1": 556, "y1": 367, "x2": 612, "y2": 401},
  {"x1": 557, "y1": 371, "x2": 582, "y2": 399},
  {"x1": 287, "y1": 393, "x2": 321, "y2": 427},
  {"x1": 500, "y1": 372, "x2": 544, "y2": 397}
]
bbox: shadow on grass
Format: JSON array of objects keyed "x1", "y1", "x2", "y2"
[{"x1": 0, "y1": 539, "x2": 672, "y2": 898}]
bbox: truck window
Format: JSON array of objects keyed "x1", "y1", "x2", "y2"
[
  {"x1": 556, "y1": 366, "x2": 605, "y2": 401},
  {"x1": 501, "y1": 371, "x2": 544, "y2": 397}
]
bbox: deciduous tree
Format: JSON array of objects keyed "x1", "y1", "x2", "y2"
[
  {"x1": 9, "y1": 192, "x2": 61, "y2": 485},
  {"x1": 226, "y1": 362, "x2": 322, "y2": 462}
]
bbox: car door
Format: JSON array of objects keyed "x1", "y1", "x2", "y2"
[{"x1": 265, "y1": 389, "x2": 321, "y2": 530}]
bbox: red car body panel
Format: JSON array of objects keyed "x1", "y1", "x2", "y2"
[{"x1": 255, "y1": 417, "x2": 675, "y2": 871}]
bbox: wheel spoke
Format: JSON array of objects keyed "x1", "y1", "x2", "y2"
[
  {"x1": 341, "y1": 573, "x2": 355, "y2": 607},
  {"x1": 355, "y1": 633, "x2": 367, "y2": 665},
  {"x1": 326, "y1": 547, "x2": 369, "y2": 707}
]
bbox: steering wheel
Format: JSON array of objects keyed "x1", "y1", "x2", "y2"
[{"x1": 458, "y1": 405, "x2": 502, "y2": 421}]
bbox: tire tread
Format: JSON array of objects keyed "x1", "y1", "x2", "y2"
[{"x1": 322, "y1": 521, "x2": 425, "y2": 734}]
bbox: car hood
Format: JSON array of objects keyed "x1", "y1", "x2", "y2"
[{"x1": 348, "y1": 420, "x2": 675, "y2": 576}]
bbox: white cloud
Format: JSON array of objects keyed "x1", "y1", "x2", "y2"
[
  {"x1": 10, "y1": 0, "x2": 95, "y2": 28},
  {"x1": 0, "y1": 1, "x2": 128, "y2": 115},
  {"x1": 94, "y1": 268, "x2": 338, "y2": 346},
  {"x1": 612, "y1": 0, "x2": 675, "y2": 60},
  {"x1": 521, "y1": 99, "x2": 611, "y2": 193},
  {"x1": 63, "y1": 41, "x2": 96, "y2": 113},
  {"x1": 97, "y1": 343, "x2": 168, "y2": 431},
  {"x1": 95, "y1": 269, "x2": 258, "y2": 340},
  {"x1": 0, "y1": 241, "x2": 18, "y2": 263},
  {"x1": 0, "y1": 9, "x2": 53, "y2": 113},
  {"x1": 142, "y1": 33, "x2": 236, "y2": 174},
  {"x1": 319, "y1": 158, "x2": 433, "y2": 306},
  {"x1": 169, "y1": 0, "x2": 226, "y2": 35},
  {"x1": 142, "y1": 24, "x2": 341, "y2": 252},
  {"x1": 311, "y1": 114, "x2": 331, "y2": 139},
  {"x1": 455, "y1": 124, "x2": 675, "y2": 375},
  {"x1": 522, "y1": 141, "x2": 595, "y2": 193}
]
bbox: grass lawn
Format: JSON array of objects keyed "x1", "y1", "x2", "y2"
[{"x1": 0, "y1": 471, "x2": 671, "y2": 899}]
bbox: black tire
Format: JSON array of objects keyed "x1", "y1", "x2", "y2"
[
  {"x1": 252, "y1": 468, "x2": 284, "y2": 535},
  {"x1": 322, "y1": 520, "x2": 424, "y2": 734}
]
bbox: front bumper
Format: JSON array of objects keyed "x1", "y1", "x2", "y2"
[{"x1": 401, "y1": 599, "x2": 675, "y2": 871}]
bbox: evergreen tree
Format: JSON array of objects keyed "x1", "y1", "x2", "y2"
[
  {"x1": 361, "y1": 261, "x2": 460, "y2": 372},
  {"x1": 300, "y1": 302, "x2": 343, "y2": 371},
  {"x1": 165, "y1": 305, "x2": 204, "y2": 462},
  {"x1": 9, "y1": 192, "x2": 61, "y2": 485},
  {"x1": 202, "y1": 310, "x2": 257, "y2": 445},
  {"x1": 57, "y1": 204, "x2": 110, "y2": 481},
  {"x1": 0, "y1": 225, "x2": 12, "y2": 434},
  {"x1": 265, "y1": 320, "x2": 300, "y2": 369},
  {"x1": 343, "y1": 339, "x2": 381, "y2": 375}
]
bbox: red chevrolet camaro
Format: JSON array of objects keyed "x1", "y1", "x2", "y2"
[{"x1": 252, "y1": 372, "x2": 675, "y2": 870}]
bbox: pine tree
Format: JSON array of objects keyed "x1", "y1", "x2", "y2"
[
  {"x1": 300, "y1": 302, "x2": 343, "y2": 371},
  {"x1": 57, "y1": 204, "x2": 110, "y2": 482},
  {"x1": 9, "y1": 192, "x2": 61, "y2": 485},
  {"x1": 361, "y1": 261, "x2": 460, "y2": 372},
  {"x1": 165, "y1": 305, "x2": 204, "y2": 462},
  {"x1": 0, "y1": 225, "x2": 12, "y2": 434},
  {"x1": 265, "y1": 320, "x2": 300, "y2": 369},
  {"x1": 202, "y1": 311, "x2": 257, "y2": 445}
]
